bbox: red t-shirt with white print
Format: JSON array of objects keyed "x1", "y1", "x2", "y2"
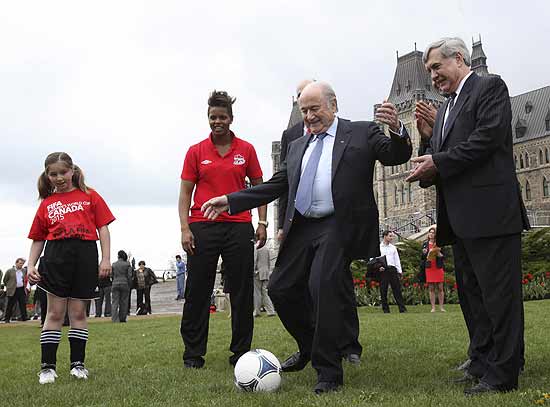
[
  {"x1": 181, "y1": 133, "x2": 263, "y2": 223},
  {"x1": 28, "y1": 189, "x2": 115, "y2": 241}
]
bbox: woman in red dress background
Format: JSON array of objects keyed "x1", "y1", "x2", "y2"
[{"x1": 420, "y1": 226, "x2": 445, "y2": 312}]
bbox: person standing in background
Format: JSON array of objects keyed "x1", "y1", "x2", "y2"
[
  {"x1": 420, "y1": 226, "x2": 446, "y2": 313},
  {"x1": 378, "y1": 231, "x2": 407, "y2": 314},
  {"x1": 111, "y1": 250, "x2": 132, "y2": 323},
  {"x1": 94, "y1": 272, "x2": 112, "y2": 318},
  {"x1": 135, "y1": 261, "x2": 157, "y2": 315},
  {"x1": 253, "y1": 244, "x2": 275, "y2": 317},
  {"x1": 2, "y1": 258, "x2": 29, "y2": 323},
  {"x1": 175, "y1": 255, "x2": 186, "y2": 301}
]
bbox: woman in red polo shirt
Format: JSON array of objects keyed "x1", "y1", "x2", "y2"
[{"x1": 178, "y1": 90, "x2": 267, "y2": 369}]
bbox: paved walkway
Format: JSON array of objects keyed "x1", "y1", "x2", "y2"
[
  {"x1": 132, "y1": 279, "x2": 184, "y2": 315},
  {"x1": 0, "y1": 280, "x2": 227, "y2": 326}
]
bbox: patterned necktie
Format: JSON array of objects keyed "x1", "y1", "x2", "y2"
[
  {"x1": 294, "y1": 133, "x2": 327, "y2": 216},
  {"x1": 448, "y1": 92, "x2": 457, "y2": 111},
  {"x1": 443, "y1": 93, "x2": 458, "y2": 139}
]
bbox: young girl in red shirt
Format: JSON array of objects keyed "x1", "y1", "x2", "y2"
[{"x1": 27, "y1": 152, "x2": 115, "y2": 384}]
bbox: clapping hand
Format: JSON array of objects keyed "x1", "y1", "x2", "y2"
[
  {"x1": 406, "y1": 155, "x2": 437, "y2": 183},
  {"x1": 415, "y1": 101, "x2": 437, "y2": 140},
  {"x1": 201, "y1": 195, "x2": 230, "y2": 220}
]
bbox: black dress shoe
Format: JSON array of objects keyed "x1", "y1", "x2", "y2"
[
  {"x1": 464, "y1": 381, "x2": 500, "y2": 396},
  {"x1": 343, "y1": 353, "x2": 361, "y2": 364},
  {"x1": 314, "y1": 381, "x2": 341, "y2": 394},
  {"x1": 453, "y1": 371, "x2": 478, "y2": 384},
  {"x1": 183, "y1": 358, "x2": 205, "y2": 369},
  {"x1": 229, "y1": 353, "x2": 245, "y2": 367},
  {"x1": 281, "y1": 352, "x2": 310, "y2": 372}
]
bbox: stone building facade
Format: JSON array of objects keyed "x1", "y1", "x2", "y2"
[
  {"x1": 271, "y1": 39, "x2": 550, "y2": 232},
  {"x1": 511, "y1": 86, "x2": 550, "y2": 220}
]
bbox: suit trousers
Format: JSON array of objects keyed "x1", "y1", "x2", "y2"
[
  {"x1": 268, "y1": 213, "x2": 356, "y2": 384},
  {"x1": 253, "y1": 276, "x2": 275, "y2": 315},
  {"x1": 180, "y1": 222, "x2": 254, "y2": 364},
  {"x1": 453, "y1": 234, "x2": 523, "y2": 390},
  {"x1": 111, "y1": 285, "x2": 129, "y2": 322},
  {"x1": 4, "y1": 287, "x2": 28, "y2": 321},
  {"x1": 379, "y1": 266, "x2": 406, "y2": 312},
  {"x1": 95, "y1": 286, "x2": 112, "y2": 317}
]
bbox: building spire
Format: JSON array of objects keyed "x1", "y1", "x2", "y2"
[{"x1": 471, "y1": 35, "x2": 489, "y2": 76}]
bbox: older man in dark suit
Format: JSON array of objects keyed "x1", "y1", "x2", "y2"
[
  {"x1": 202, "y1": 81, "x2": 412, "y2": 393},
  {"x1": 278, "y1": 79, "x2": 362, "y2": 365},
  {"x1": 408, "y1": 37, "x2": 529, "y2": 395}
]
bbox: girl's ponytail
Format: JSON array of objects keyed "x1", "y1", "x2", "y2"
[
  {"x1": 37, "y1": 171, "x2": 54, "y2": 199},
  {"x1": 72, "y1": 165, "x2": 89, "y2": 193}
]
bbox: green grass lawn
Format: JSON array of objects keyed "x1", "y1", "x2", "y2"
[{"x1": 1, "y1": 302, "x2": 549, "y2": 407}]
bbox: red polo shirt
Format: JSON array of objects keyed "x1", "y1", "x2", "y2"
[{"x1": 181, "y1": 133, "x2": 263, "y2": 223}]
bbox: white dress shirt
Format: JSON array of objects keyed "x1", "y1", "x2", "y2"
[
  {"x1": 299, "y1": 117, "x2": 338, "y2": 218},
  {"x1": 442, "y1": 71, "x2": 474, "y2": 131},
  {"x1": 379, "y1": 241, "x2": 402, "y2": 274},
  {"x1": 16, "y1": 269, "x2": 24, "y2": 287}
]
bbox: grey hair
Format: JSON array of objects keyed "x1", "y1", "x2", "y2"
[
  {"x1": 423, "y1": 37, "x2": 471, "y2": 66},
  {"x1": 318, "y1": 82, "x2": 338, "y2": 112}
]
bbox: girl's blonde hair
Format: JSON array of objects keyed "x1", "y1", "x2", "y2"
[{"x1": 38, "y1": 152, "x2": 90, "y2": 199}]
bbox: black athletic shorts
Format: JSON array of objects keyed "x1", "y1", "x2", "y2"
[{"x1": 37, "y1": 239, "x2": 99, "y2": 300}]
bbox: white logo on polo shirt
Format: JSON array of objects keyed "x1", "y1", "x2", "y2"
[
  {"x1": 233, "y1": 154, "x2": 245, "y2": 165},
  {"x1": 201, "y1": 160, "x2": 212, "y2": 165}
]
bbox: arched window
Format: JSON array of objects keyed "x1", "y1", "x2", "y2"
[
  {"x1": 520, "y1": 155, "x2": 524, "y2": 169},
  {"x1": 394, "y1": 185, "x2": 398, "y2": 205},
  {"x1": 543, "y1": 177, "x2": 549, "y2": 198},
  {"x1": 525, "y1": 153, "x2": 529, "y2": 168},
  {"x1": 514, "y1": 155, "x2": 518, "y2": 169},
  {"x1": 408, "y1": 183, "x2": 412, "y2": 203},
  {"x1": 546, "y1": 148, "x2": 550, "y2": 164},
  {"x1": 525, "y1": 181, "x2": 531, "y2": 201},
  {"x1": 401, "y1": 183, "x2": 406, "y2": 205},
  {"x1": 539, "y1": 150, "x2": 544, "y2": 166}
]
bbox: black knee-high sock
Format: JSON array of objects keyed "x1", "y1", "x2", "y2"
[
  {"x1": 40, "y1": 330, "x2": 62, "y2": 370},
  {"x1": 68, "y1": 328, "x2": 88, "y2": 368}
]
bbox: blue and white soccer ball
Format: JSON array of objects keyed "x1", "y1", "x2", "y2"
[{"x1": 234, "y1": 349, "x2": 282, "y2": 392}]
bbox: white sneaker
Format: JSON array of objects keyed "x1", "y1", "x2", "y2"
[
  {"x1": 70, "y1": 365, "x2": 89, "y2": 380},
  {"x1": 38, "y1": 368, "x2": 58, "y2": 384}
]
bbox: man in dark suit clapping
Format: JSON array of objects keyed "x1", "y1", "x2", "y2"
[
  {"x1": 407, "y1": 37, "x2": 529, "y2": 395},
  {"x1": 202, "y1": 81, "x2": 412, "y2": 394}
]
